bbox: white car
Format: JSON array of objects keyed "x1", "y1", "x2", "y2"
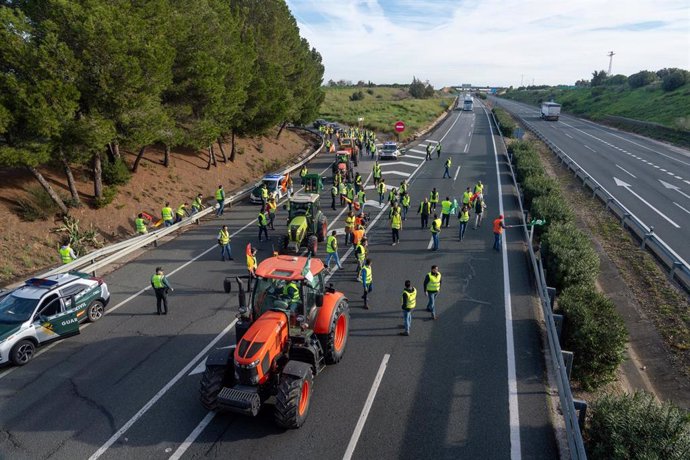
[
  {"x1": 379, "y1": 142, "x2": 401, "y2": 160},
  {"x1": 250, "y1": 174, "x2": 287, "y2": 204},
  {"x1": 0, "y1": 272, "x2": 110, "y2": 366}
]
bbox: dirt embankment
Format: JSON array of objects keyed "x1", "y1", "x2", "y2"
[{"x1": 0, "y1": 130, "x2": 314, "y2": 285}]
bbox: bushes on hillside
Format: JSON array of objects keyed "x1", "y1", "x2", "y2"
[
  {"x1": 662, "y1": 70, "x2": 688, "y2": 92},
  {"x1": 102, "y1": 158, "x2": 131, "y2": 186},
  {"x1": 349, "y1": 90, "x2": 365, "y2": 101},
  {"x1": 559, "y1": 286, "x2": 628, "y2": 389},
  {"x1": 627, "y1": 70, "x2": 658, "y2": 88},
  {"x1": 492, "y1": 107, "x2": 516, "y2": 137},
  {"x1": 587, "y1": 392, "x2": 690, "y2": 459},
  {"x1": 542, "y1": 222, "x2": 600, "y2": 291}
]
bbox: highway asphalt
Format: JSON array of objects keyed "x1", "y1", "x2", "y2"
[
  {"x1": 0, "y1": 106, "x2": 557, "y2": 459},
  {"x1": 490, "y1": 96, "x2": 690, "y2": 265}
]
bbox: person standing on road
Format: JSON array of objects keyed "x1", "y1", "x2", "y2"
[
  {"x1": 267, "y1": 197, "x2": 277, "y2": 230},
  {"x1": 441, "y1": 197, "x2": 452, "y2": 228},
  {"x1": 259, "y1": 183, "x2": 269, "y2": 210},
  {"x1": 135, "y1": 213, "x2": 148, "y2": 235},
  {"x1": 215, "y1": 185, "x2": 225, "y2": 216},
  {"x1": 493, "y1": 214, "x2": 506, "y2": 251},
  {"x1": 373, "y1": 161, "x2": 382, "y2": 185},
  {"x1": 430, "y1": 188, "x2": 439, "y2": 211},
  {"x1": 217, "y1": 225, "x2": 233, "y2": 261},
  {"x1": 423, "y1": 265, "x2": 442, "y2": 320},
  {"x1": 330, "y1": 183, "x2": 338, "y2": 210},
  {"x1": 377, "y1": 179, "x2": 386, "y2": 205},
  {"x1": 391, "y1": 207, "x2": 402, "y2": 246},
  {"x1": 354, "y1": 237, "x2": 368, "y2": 280},
  {"x1": 401, "y1": 192, "x2": 410, "y2": 221},
  {"x1": 346, "y1": 183, "x2": 355, "y2": 211},
  {"x1": 59, "y1": 240, "x2": 77, "y2": 264},
  {"x1": 474, "y1": 180, "x2": 484, "y2": 195},
  {"x1": 161, "y1": 202, "x2": 174, "y2": 227},
  {"x1": 361, "y1": 258, "x2": 373, "y2": 310},
  {"x1": 436, "y1": 142, "x2": 442, "y2": 159},
  {"x1": 443, "y1": 157, "x2": 452, "y2": 179},
  {"x1": 388, "y1": 187, "x2": 398, "y2": 208},
  {"x1": 399, "y1": 180, "x2": 408, "y2": 196},
  {"x1": 426, "y1": 143, "x2": 433, "y2": 160},
  {"x1": 474, "y1": 193, "x2": 485, "y2": 229},
  {"x1": 458, "y1": 205, "x2": 470, "y2": 241},
  {"x1": 300, "y1": 165, "x2": 308, "y2": 185},
  {"x1": 356, "y1": 189, "x2": 366, "y2": 212},
  {"x1": 354, "y1": 172, "x2": 363, "y2": 194},
  {"x1": 325, "y1": 230, "x2": 343, "y2": 271},
  {"x1": 246, "y1": 247, "x2": 258, "y2": 290},
  {"x1": 430, "y1": 213, "x2": 441, "y2": 251},
  {"x1": 344, "y1": 211, "x2": 355, "y2": 246},
  {"x1": 151, "y1": 267, "x2": 173, "y2": 315},
  {"x1": 418, "y1": 198, "x2": 431, "y2": 229},
  {"x1": 400, "y1": 280, "x2": 417, "y2": 336},
  {"x1": 257, "y1": 210, "x2": 269, "y2": 241},
  {"x1": 462, "y1": 187, "x2": 472, "y2": 208}
]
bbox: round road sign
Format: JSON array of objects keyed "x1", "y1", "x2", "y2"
[{"x1": 394, "y1": 121, "x2": 405, "y2": 133}]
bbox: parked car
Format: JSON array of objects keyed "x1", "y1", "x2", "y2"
[
  {"x1": 0, "y1": 272, "x2": 110, "y2": 366},
  {"x1": 250, "y1": 174, "x2": 287, "y2": 204},
  {"x1": 379, "y1": 141, "x2": 401, "y2": 160},
  {"x1": 313, "y1": 119, "x2": 328, "y2": 129}
]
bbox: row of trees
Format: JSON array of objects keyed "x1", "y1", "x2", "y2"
[
  {"x1": 586, "y1": 68, "x2": 688, "y2": 91},
  {"x1": 0, "y1": 1, "x2": 325, "y2": 213}
]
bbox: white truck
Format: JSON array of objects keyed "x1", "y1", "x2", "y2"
[
  {"x1": 462, "y1": 95, "x2": 474, "y2": 111},
  {"x1": 541, "y1": 102, "x2": 561, "y2": 121}
]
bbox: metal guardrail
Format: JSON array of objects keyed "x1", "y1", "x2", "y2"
[
  {"x1": 35, "y1": 132, "x2": 325, "y2": 279},
  {"x1": 487, "y1": 107, "x2": 588, "y2": 459}
]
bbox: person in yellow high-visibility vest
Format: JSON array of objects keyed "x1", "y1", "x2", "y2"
[
  {"x1": 400, "y1": 280, "x2": 417, "y2": 336},
  {"x1": 325, "y1": 230, "x2": 343, "y2": 271},
  {"x1": 174, "y1": 202, "x2": 189, "y2": 224},
  {"x1": 257, "y1": 211, "x2": 269, "y2": 241},
  {"x1": 391, "y1": 208, "x2": 402, "y2": 246},
  {"x1": 424, "y1": 265, "x2": 442, "y2": 320},
  {"x1": 215, "y1": 185, "x2": 225, "y2": 216},
  {"x1": 151, "y1": 266, "x2": 173, "y2": 315},
  {"x1": 430, "y1": 214, "x2": 441, "y2": 251},
  {"x1": 217, "y1": 225, "x2": 232, "y2": 261},
  {"x1": 429, "y1": 188, "x2": 439, "y2": 211},
  {"x1": 458, "y1": 205, "x2": 470, "y2": 241},
  {"x1": 360, "y1": 258, "x2": 373, "y2": 310},
  {"x1": 58, "y1": 241, "x2": 77, "y2": 264},
  {"x1": 441, "y1": 197, "x2": 452, "y2": 228},
  {"x1": 443, "y1": 157, "x2": 452, "y2": 179},
  {"x1": 161, "y1": 202, "x2": 174, "y2": 227},
  {"x1": 135, "y1": 213, "x2": 148, "y2": 235}
]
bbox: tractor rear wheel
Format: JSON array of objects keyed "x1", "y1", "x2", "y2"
[
  {"x1": 317, "y1": 217, "x2": 327, "y2": 242},
  {"x1": 274, "y1": 372, "x2": 313, "y2": 429},
  {"x1": 307, "y1": 235, "x2": 317, "y2": 256},
  {"x1": 199, "y1": 365, "x2": 228, "y2": 411},
  {"x1": 280, "y1": 235, "x2": 290, "y2": 254},
  {"x1": 318, "y1": 301, "x2": 349, "y2": 364}
]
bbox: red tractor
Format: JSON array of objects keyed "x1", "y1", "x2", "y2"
[{"x1": 202, "y1": 255, "x2": 350, "y2": 428}]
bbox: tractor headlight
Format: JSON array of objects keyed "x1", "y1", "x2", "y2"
[{"x1": 237, "y1": 359, "x2": 260, "y2": 369}]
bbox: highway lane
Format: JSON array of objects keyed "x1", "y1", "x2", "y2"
[
  {"x1": 0, "y1": 108, "x2": 556, "y2": 459},
  {"x1": 490, "y1": 96, "x2": 690, "y2": 264}
]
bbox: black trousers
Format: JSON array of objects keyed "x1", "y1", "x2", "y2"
[
  {"x1": 258, "y1": 226, "x2": 268, "y2": 241},
  {"x1": 442, "y1": 213, "x2": 450, "y2": 227},
  {"x1": 154, "y1": 288, "x2": 168, "y2": 314},
  {"x1": 420, "y1": 214, "x2": 429, "y2": 228},
  {"x1": 392, "y1": 228, "x2": 400, "y2": 243}
]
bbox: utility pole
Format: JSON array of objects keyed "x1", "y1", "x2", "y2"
[{"x1": 607, "y1": 51, "x2": 615, "y2": 75}]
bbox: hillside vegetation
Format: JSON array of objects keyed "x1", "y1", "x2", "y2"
[{"x1": 319, "y1": 86, "x2": 452, "y2": 138}]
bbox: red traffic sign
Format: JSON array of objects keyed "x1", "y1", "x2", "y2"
[{"x1": 394, "y1": 121, "x2": 405, "y2": 133}]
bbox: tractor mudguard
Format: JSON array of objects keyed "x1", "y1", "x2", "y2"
[
  {"x1": 282, "y1": 360, "x2": 313, "y2": 380},
  {"x1": 206, "y1": 346, "x2": 235, "y2": 367},
  {"x1": 313, "y1": 292, "x2": 346, "y2": 335}
]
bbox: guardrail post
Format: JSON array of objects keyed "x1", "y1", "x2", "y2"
[
  {"x1": 562, "y1": 350, "x2": 574, "y2": 379},
  {"x1": 547, "y1": 287, "x2": 557, "y2": 310},
  {"x1": 573, "y1": 400, "x2": 588, "y2": 430},
  {"x1": 641, "y1": 226, "x2": 654, "y2": 250},
  {"x1": 671, "y1": 261, "x2": 683, "y2": 279},
  {"x1": 605, "y1": 197, "x2": 614, "y2": 211},
  {"x1": 591, "y1": 185, "x2": 600, "y2": 198},
  {"x1": 621, "y1": 212, "x2": 631, "y2": 229},
  {"x1": 553, "y1": 314, "x2": 564, "y2": 340}
]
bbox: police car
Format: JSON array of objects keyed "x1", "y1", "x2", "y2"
[
  {"x1": 379, "y1": 141, "x2": 401, "y2": 160},
  {"x1": 0, "y1": 272, "x2": 110, "y2": 366},
  {"x1": 249, "y1": 174, "x2": 286, "y2": 204}
]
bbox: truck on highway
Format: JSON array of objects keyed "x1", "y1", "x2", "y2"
[
  {"x1": 541, "y1": 102, "x2": 561, "y2": 121},
  {"x1": 462, "y1": 95, "x2": 473, "y2": 111}
]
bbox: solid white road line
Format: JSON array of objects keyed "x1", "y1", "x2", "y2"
[
  {"x1": 613, "y1": 177, "x2": 681, "y2": 228},
  {"x1": 454, "y1": 166, "x2": 461, "y2": 182},
  {"x1": 342, "y1": 354, "x2": 390, "y2": 460},
  {"x1": 168, "y1": 411, "x2": 216, "y2": 460},
  {"x1": 89, "y1": 319, "x2": 238, "y2": 460},
  {"x1": 564, "y1": 133, "x2": 573, "y2": 139},
  {"x1": 674, "y1": 202, "x2": 690, "y2": 215},
  {"x1": 464, "y1": 144, "x2": 468, "y2": 153},
  {"x1": 403, "y1": 154, "x2": 426, "y2": 160},
  {"x1": 381, "y1": 170, "x2": 411, "y2": 177},
  {"x1": 583, "y1": 145, "x2": 596, "y2": 153},
  {"x1": 408, "y1": 148, "x2": 425, "y2": 154},
  {"x1": 615, "y1": 164, "x2": 637, "y2": 179},
  {"x1": 378, "y1": 161, "x2": 419, "y2": 168},
  {"x1": 483, "y1": 106, "x2": 522, "y2": 460},
  {"x1": 426, "y1": 139, "x2": 439, "y2": 144}
]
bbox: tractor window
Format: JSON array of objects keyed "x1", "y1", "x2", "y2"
[
  {"x1": 252, "y1": 278, "x2": 289, "y2": 315},
  {"x1": 304, "y1": 274, "x2": 324, "y2": 310}
]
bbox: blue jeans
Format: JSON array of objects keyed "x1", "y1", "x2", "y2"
[
  {"x1": 493, "y1": 233, "x2": 502, "y2": 250},
  {"x1": 402, "y1": 206, "x2": 408, "y2": 220},
  {"x1": 443, "y1": 167, "x2": 451, "y2": 178},
  {"x1": 216, "y1": 200, "x2": 225, "y2": 216},
  {"x1": 459, "y1": 221, "x2": 467, "y2": 240},
  {"x1": 426, "y1": 292, "x2": 437, "y2": 315},
  {"x1": 431, "y1": 233, "x2": 439, "y2": 250},
  {"x1": 379, "y1": 194, "x2": 384, "y2": 205},
  {"x1": 220, "y1": 244, "x2": 232, "y2": 260},
  {"x1": 164, "y1": 219, "x2": 174, "y2": 227},
  {"x1": 325, "y1": 251, "x2": 342, "y2": 269},
  {"x1": 402, "y1": 309, "x2": 412, "y2": 333}
]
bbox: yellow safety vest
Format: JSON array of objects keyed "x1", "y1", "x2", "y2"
[
  {"x1": 215, "y1": 188, "x2": 223, "y2": 200},
  {"x1": 218, "y1": 229, "x2": 230, "y2": 245},
  {"x1": 246, "y1": 254, "x2": 257, "y2": 271},
  {"x1": 474, "y1": 184, "x2": 483, "y2": 194},
  {"x1": 327, "y1": 235, "x2": 337, "y2": 253},
  {"x1": 356, "y1": 175, "x2": 362, "y2": 185},
  {"x1": 391, "y1": 213, "x2": 402, "y2": 229},
  {"x1": 357, "y1": 191, "x2": 366, "y2": 203},
  {"x1": 462, "y1": 191, "x2": 472, "y2": 204},
  {"x1": 373, "y1": 165, "x2": 381, "y2": 177},
  {"x1": 162, "y1": 207, "x2": 173, "y2": 221},
  {"x1": 403, "y1": 288, "x2": 417, "y2": 310},
  {"x1": 258, "y1": 213, "x2": 267, "y2": 226},
  {"x1": 345, "y1": 216, "x2": 355, "y2": 229},
  {"x1": 151, "y1": 274, "x2": 165, "y2": 289},
  {"x1": 377, "y1": 183, "x2": 385, "y2": 194},
  {"x1": 268, "y1": 201, "x2": 276, "y2": 214},
  {"x1": 427, "y1": 272, "x2": 441, "y2": 292},
  {"x1": 59, "y1": 247, "x2": 74, "y2": 264},
  {"x1": 300, "y1": 167, "x2": 308, "y2": 178},
  {"x1": 355, "y1": 243, "x2": 366, "y2": 261},
  {"x1": 430, "y1": 191, "x2": 439, "y2": 203},
  {"x1": 441, "y1": 200, "x2": 452, "y2": 214},
  {"x1": 135, "y1": 218, "x2": 147, "y2": 233},
  {"x1": 431, "y1": 218, "x2": 442, "y2": 234},
  {"x1": 402, "y1": 195, "x2": 410, "y2": 207},
  {"x1": 192, "y1": 197, "x2": 202, "y2": 210},
  {"x1": 361, "y1": 265, "x2": 372, "y2": 285},
  {"x1": 261, "y1": 187, "x2": 268, "y2": 199},
  {"x1": 283, "y1": 282, "x2": 300, "y2": 303},
  {"x1": 445, "y1": 158, "x2": 452, "y2": 167},
  {"x1": 176, "y1": 204, "x2": 186, "y2": 216},
  {"x1": 459, "y1": 210, "x2": 470, "y2": 223}
]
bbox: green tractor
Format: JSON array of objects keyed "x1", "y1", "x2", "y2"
[
  {"x1": 281, "y1": 193, "x2": 328, "y2": 255},
  {"x1": 332, "y1": 151, "x2": 354, "y2": 183}
]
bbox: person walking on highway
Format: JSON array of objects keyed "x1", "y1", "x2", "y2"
[
  {"x1": 300, "y1": 165, "x2": 308, "y2": 185},
  {"x1": 458, "y1": 205, "x2": 470, "y2": 241},
  {"x1": 259, "y1": 183, "x2": 269, "y2": 210},
  {"x1": 247, "y1": 247, "x2": 258, "y2": 290},
  {"x1": 391, "y1": 206, "x2": 402, "y2": 246},
  {"x1": 135, "y1": 213, "x2": 148, "y2": 235},
  {"x1": 388, "y1": 187, "x2": 398, "y2": 208},
  {"x1": 354, "y1": 172, "x2": 363, "y2": 194},
  {"x1": 441, "y1": 197, "x2": 452, "y2": 228},
  {"x1": 325, "y1": 230, "x2": 343, "y2": 271},
  {"x1": 429, "y1": 188, "x2": 439, "y2": 211},
  {"x1": 361, "y1": 258, "x2": 373, "y2": 310},
  {"x1": 430, "y1": 213, "x2": 441, "y2": 251},
  {"x1": 373, "y1": 161, "x2": 382, "y2": 185},
  {"x1": 330, "y1": 183, "x2": 338, "y2": 210},
  {"x1": 418, "y1": 198, "x2": 431, "y2": 229},
  {"x1": 377, "y1": 179, "x2": 386, "y2": 205},
  {"x1": 443, "y1": 157, "x2": 452, "y2": 179},
  {"x1": 401, "y1": 192, "x2": 410, "y2": 220},
  {"x1": 423, "y1": 265, "x2": 442, "y2": 320},
  {"x1": 436, "y1": 142, "x2": 442, "y2": 159},
  {"x1": 346, "y1": 183, "x2": 355, "y2": 211},
  {"x1": 151, "y1": 267, "x2": 173, "y2": 315},
  {"x1": 425, "y1": 143, "x2": 433, "y2": 160},
  {"x1": 215, "y1": 185, "x2": 225, "y2": 216},
  {"x1": 58, "y1": 240, "x2": 77, "y2": 264},
  {"x1": 474, "y1": 193, "x2": 485, "y2": 229},
  {"x1": 400, "y1": 280, "x2": 417, "y2": 336},
  {"x1": 267, "y1": 197, "x2": 277, "y2": 230},
  {"x1": 474, "y1": 180, "x2": 484, "y2": 195},
  {"x1": 354, "y1": 237, "x2": 368, "y2": 280},
  {"x1": 356, "y1": 189, "x2": 366, "y2": 212},
  {"x1": 462, "y1": 187, "x2": 472, "y2": 208},
  {"x1": 344, "y1": 211, "x2": 355, "y2": 246},
  {"x1": 162, "y1": 202, "x2": 174, "y2": 227},
  {"x1": 257, "y1": 210, "x2": 270, "y2": 241},
  {"x1": 217, "y1": 225, "x2": 233, "y2": 261},
  {"x1": 399, "y1": 180, "x2": 408, "y2": 196},
  {"x1": 493, "y1": 214, "x2": 506, "y2": 251}
]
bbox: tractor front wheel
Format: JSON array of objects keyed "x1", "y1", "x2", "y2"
[
  {"x1": 274, "y1": 372, "x2": 313, "y2": 429},
  {"x1": 307, "y1": 235, "x2": 318, "y2": 256},
  {"x1": 199, "y1": 365, "x2": 227, "y2": 411},
  {"x1": 319, "y1": 301, "x2": 350, "y2": 364}
]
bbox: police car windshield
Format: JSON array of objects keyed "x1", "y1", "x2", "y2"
[
  {"x1": 0, "y1": 294, "x2": 38, "y2": 324},
  {"x1": 382, "y1": 145, "x2": 397, "y2": 152},
  {"x1": 262, "y1": 180, "x2": 278, "y2": 192}
]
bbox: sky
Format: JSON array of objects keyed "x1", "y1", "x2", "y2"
[{"x1": 285, "y1": 0, "x2": 690, "y2": 87}]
